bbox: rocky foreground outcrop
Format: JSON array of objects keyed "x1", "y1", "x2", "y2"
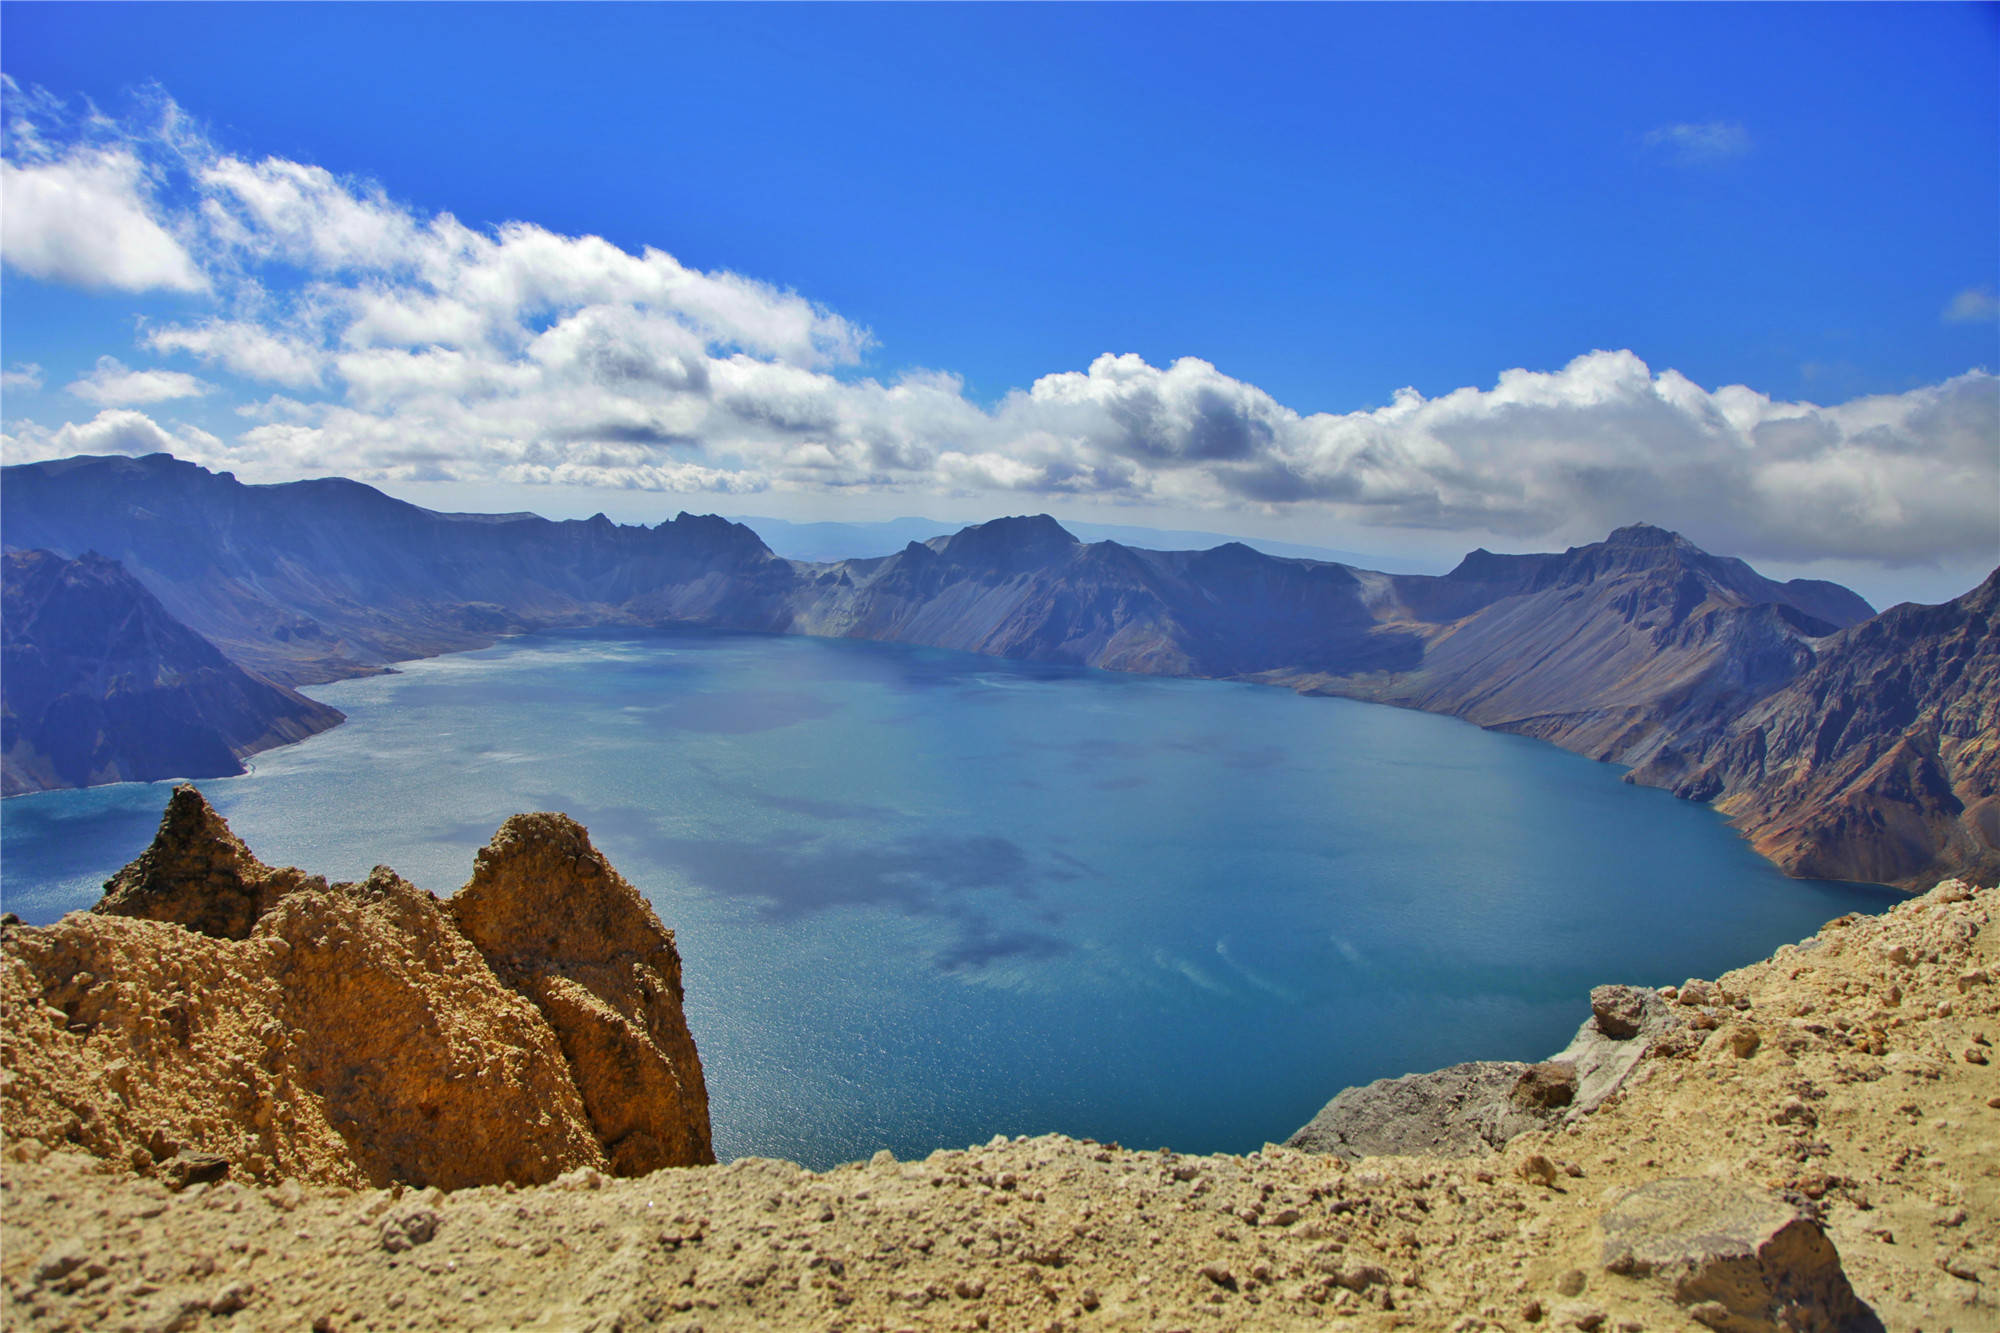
[
  {"x1": 4, "y1": 869, "x2": 1995, "y2": 1331},
  {"x1": 1285, "y1": 985, "x2": 1682, "y2": 1160},
  {"x1": 0, "y1": 786, "x2": 712, "y2": 1193}
]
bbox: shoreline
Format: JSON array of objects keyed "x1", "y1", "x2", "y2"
[{"x1": 0, "y1": 620, "x2": 1919, "y2": 898}]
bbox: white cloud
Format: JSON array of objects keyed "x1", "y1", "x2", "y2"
[
  {"x1": 1, "y1": 408, "x2": 224, "y2": 467},
  {"x1": 144, "y1": 321, "x2": 326, "y2": 388},
  {"x1": 0, "y1": 149, "x2": 205, "y2": 292},
  {"x1": 1273, "y1": 353, "x2": 1999, "y2": 565},
  {"x1": 199, "y1": 155, "x2": 422, "y2": 272},
  {"x1": 308, "y1": 217, "x2": 869, "y2": 368},
  {"x1": 66, "y1": 355, "x2": 213, "y2": 406},
  {"x1": 1643, "y1": 121, "x2": 1752, "y2": 165},
  {"x1": 1, "y1": 363, "x2": 44, "y2": 392},
  {"x1": 131, "y1": 336, "x2": 1990, "y2": 566},
  {"x1": 3, "y1": 85, "x2": 1993, "y2": 573},
  {"x1": 7, "y1": 87, "x2": 868, "y2": 374},
  {"x1": 1944, "y1": 286, "x2": 2000, "y2": 324}
]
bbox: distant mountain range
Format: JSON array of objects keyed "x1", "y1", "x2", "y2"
[
  {"x1": 724, "y1": 514, "x2": 1428, "y2": 570},
  {"x1": 4, "y1": 452, "x2": 1994, "y2": 888}
]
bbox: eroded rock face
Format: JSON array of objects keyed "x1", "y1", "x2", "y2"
[
  {"x1": 1601, "y1": 1178, "x2": 1861, "y2": 1333},
  {"x1": 1589, "y1": 983, "x2": 1650, "y2": 1039},
  {"x1": 1285, "y1": 1060, "x2": 1559, "y2": 1158},
  {"x1": 1553, "y1": 981, "x2": 1684, "y2": 1116},
  {"x1": 0, "y1": 787, "x2": 712, "y2": 1189},
  {"x1": 93, "y1": 783, "x2": 314, "y2": 940},
  {"x1": 1288, "y1": 979, "x2": 1684, "y2": 1159},
  {"x1": 3, "y1": 882, "x2": 1991, "y2": 1332},
  {"x1": 452, "y1": 813, "x2": 715, "y2": 1173},
  {"x1": 260, "y1": 866, "x2": 603, "y2": 1188}
]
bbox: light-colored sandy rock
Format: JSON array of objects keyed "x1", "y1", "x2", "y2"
[
  {"x1": 1285, "y1": 1060, "x2": 1559, "y2": 1158},
  {"x1": 1601, "y1": 1177, "x2": 1859, "y2": 1332},
  {"x1": 2, "y1": 874, "x2": 1993, "y2": 1331},
  {"x1": 1, "y1": 786, "x2": 711, "y2": 1192},
  {"x1": 450, "y1": 812, "x2": 714, "y2": 1171},
  {"x1": 1287, "y1": 970, "x2": 1687, "y2": 1160}
]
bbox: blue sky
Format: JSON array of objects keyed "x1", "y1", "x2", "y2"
[{"x1": 2, "y1": 3, "x2": 1996, "y2": 603}]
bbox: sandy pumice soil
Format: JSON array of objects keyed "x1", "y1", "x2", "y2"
[{"x1": 5, "y1": 881, "x2": 1995, "y2": 1333}]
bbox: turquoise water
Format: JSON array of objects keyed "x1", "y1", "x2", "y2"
[{"x1": 0, "y1": 629, "x2": 1896, "y2": 1168}]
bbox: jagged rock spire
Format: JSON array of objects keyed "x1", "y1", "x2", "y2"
[
  {"x1": 453, "y1": 813, "x2": 715, "y2": 1171},
  {"x1": 94, "y1": 784, "x2": 314, "y2": 940}
]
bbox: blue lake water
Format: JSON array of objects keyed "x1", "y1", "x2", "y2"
[{"x1": 0, "y1": 629, "x2": 1897, "y2": 1169}]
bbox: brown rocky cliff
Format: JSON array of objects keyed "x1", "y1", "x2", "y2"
[
  {"x1": 1631, "y1": 567, "x2": 2000, "y2": 888},
  {"x1": 91, "y1": 782, "x2": 315, "y2": 940},
  {"x1": 451, "y1": 813, "x2": 715, "y2": 1173},
  {"x1": 1, "y1": 786, "x2": 712, "y2": 1189}
]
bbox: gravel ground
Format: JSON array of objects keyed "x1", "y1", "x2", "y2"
[{"x1": 4, "y1": 881, "x2": 1995, "y2": 1333}]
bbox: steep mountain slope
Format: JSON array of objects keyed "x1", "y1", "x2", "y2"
[
  {"x1": 10, "y1": 451, "x2": 1986, "y2": 889},
  {"x1": 793, "y1": 515, "x2": 1422, "y2": 676},
  {"x1": 0, "y1": 550, "x2": 344, "y2": 795},
  {"x1": 1, "y1": 453, "x2": 798, "y2": 685},
  {"x1": 1286, "y1": 525, "x2": 1877, "y2": 773},
  {"x1": 1629, "y1": 570, "x2": 2000, "y2": 888}
]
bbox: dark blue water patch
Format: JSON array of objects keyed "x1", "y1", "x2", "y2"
[
  {"x1": 716, "y1": 783, "x2": 904, "y2": 824},
  {"x1": 0, "y1": 628, "x2": 1902, "y2": 1170},
  {"x1": 934, "y1": 919, "x2": 1074, "y2": 972},
  {"x1": 648, "y1": 830, "x2": 1045, "y2": 919}
]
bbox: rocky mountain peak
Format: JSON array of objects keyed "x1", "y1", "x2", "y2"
[
  {"x1": 453, "y1": 812, "x2": 714, "y2": 1173},
  {"x1": 95, "y1": 785, "x2": 324, "y2": 940},
  {"x1": 1555, "y1": 524, "x2": 1756, "y2": 601},
  {"x1": 457, "y1": 812, "x2": 671, "y2": 975},
  {"x1": 666, "y1": 510, "x2": 769, "y2": 545},
  {"x1": 931, "y1": 514, "x2": 1080, "y2": 570},
  {"x1": 1602, "y1": 523, "x2": 1689, "y2": 549}
]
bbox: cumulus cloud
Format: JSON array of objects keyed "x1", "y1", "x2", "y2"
[
  {"x1": 1644, "y1": 121, "x2": 1752, "y2": 165},
  {"x1": 1944, "y1": 286, "x2": 1999, "y2": 324},
  {"x1": 1, "y1": 407, "x2": 224, "y2": 467},
  {"x1": 145, "y1": 320, "x2": 327, "y2": 388},
  {"x1": 199, "y1": 155, "x2": 424, "y2": 272},
  {"x1": 969, "y1": 350, "x2": 1997, "y2": 564},
  {"x1": 0, "y1": 149, "x2": 205, "y2": 292},
  {"x1": 1, "y1": 363, "x2": 44, "y2": 392},
  {"x1": 66, "y1": 355, "x2": 213, "y2": 406},
  {"x1": 3, "y1": 84, "x2": 1993, "y2": 571}
]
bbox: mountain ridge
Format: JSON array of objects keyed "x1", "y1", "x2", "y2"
[
  {"x1": 0, "y1": 549, "x2": 344, "y2": 796},
  {"x1": 5, "y1": 451, "x2": 1992, "y2": 888},
  {"x1": 1631, "y1": 568, "x2": 2000, "y2": 887}
]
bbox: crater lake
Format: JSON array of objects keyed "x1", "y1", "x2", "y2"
[{"x1": 0, "y1": 629, "x2": 1897, "y2": 1169}]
